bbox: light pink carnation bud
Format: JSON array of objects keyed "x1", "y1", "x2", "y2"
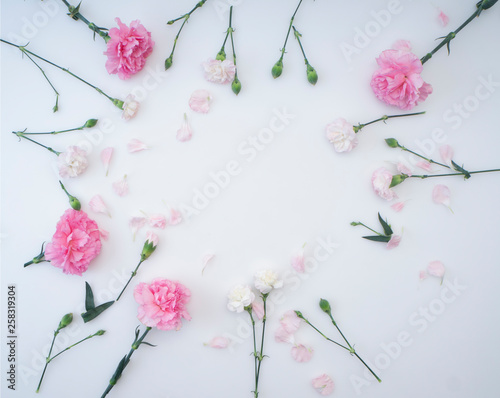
[
  {"x1": 325, "y1": 118, "x2": 358, "y2": 153},
  {"x1": 202, "y1": 59, "x2": 236, "y2": 84},
  {"x1": 189, "y1": 89, "x2": 212, "y2": 113},
  {"x1": 58, "y1": 146, "x2": 89, "y2": 178}
]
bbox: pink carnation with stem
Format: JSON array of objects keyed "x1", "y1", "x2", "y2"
[
  {"x1": 134, "y1": 278, "x2": 191, "y2": 331},
  {"x1": 104, "y1": 18, "x2": 154, "y2": 80},
  {"x1": 44, "y1": 209, "x2": 102, "y2": 276}
]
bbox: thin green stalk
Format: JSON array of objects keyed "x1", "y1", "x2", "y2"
[
  {"x1": 397, "y1": 144, "x2": 449, "y2": 169},
  {"x1": 60, "y1": 0, "x2": 110, "y2": 42},
  {"x1": 353, "y1": 351, "x2": 382, "y2": 383},
  {"x1": 354, "y1": 112, "x2": 426, "y2": 133},
  {"x1": 12, "y1": 131, "x2": 60, "y2": 155},
  {"x1": 228, "y1": 7, "x2": 237, "y2": 67},
  {"x1": 246, "y1": 308, "x2": 259, "y2": 398},
  {"x1": 116, "y1": 259, "x2": 144, "y2": 301},
  {"x1": 278, "y1": 0, "x2": 304, "y2": 62},
  {"x1": 19, "y1": 122, "x2": 90, "y2": 136},
  {"x1": 36, "y1": 332, "x2": 58, "y2": 393},
  {"x1": 254, "y1": 294, "x2": 268, "y2": 397},
  {"x1": 48, "y1": 330, "x2": 104, "y2": 362},
  {"x1": 297, "y1": 314, "x2": 349, "y2": 351},
  {"x1": 351, "y1": 222, "x2": 383, "y2": 237},
  {"x1": 292, "y1": 26, "x2": 309, "y2": 64},
  {"x1": 409, "y1": 169, "x2": 500, "y2": 179},
  {"x1": 327, "y1": 313, "x2": 353, "y2": 350}
]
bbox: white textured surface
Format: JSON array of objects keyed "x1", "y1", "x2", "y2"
[{"x1": 1, "y1": 1, "x2": 500, "y2": 397}]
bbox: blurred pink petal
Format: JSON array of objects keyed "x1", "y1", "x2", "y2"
[
  {"x1": 129, "y1": 216, "x2": 147, "y2": 240},
  {"x1": 89, "y1": 195, "x2": 111, "y2": 217},
  {"x1": 291, "y1": 344, "x2": 314, "y2": 363},
  {"x1": 386, "y1": 235, "x2": 401, "y2": 249},
  {"x1": 392, "y1": 40, "x2": 412, "y2": 52},
  {"x1": 176, "y1": 113, "x2": 192, "y2": 142},
  {"x1": 291, "y1": 249, "x2": 305, "y2": 273},
  {"x1": 101, "y1": 147, "x2": 114, "y2": 176},
  {"x1": 280, "y1": 310, "x2": 301, "y2": 334},
  {"x1": 432, "y1": 184, "x2": 451, "y2": 209},
  {"x1": 127, "y1": 138, "x2": 148, "y2": 153},
  {"x1": 168, "y1": 208, "x2": 183, "y2": 225},
  {"x1": 397, "y1": 162, "x2": 412, "y2": 176},
  {"x1": 312, "y1": 374, "x2": 335, "y2": 396},
  {"x1": 149, "y1": 214, "x2": 166, "y2": 229},
  {"x1": 275, "y1": 325, "x2": 295, "y2": 344},
  {"x1": 113, "y1": 175, "x2": 129, "y2": 196},
  {"x1": 438, "y1": 10, "x2": 449, "y2": 27},
  {"x1": 201, "y1": 253, "x2": 215, "y2": 275},
  {"x1": 252, "y1": 301, "x2": 265, "y2": 320},
  {"x1": 419, "y1": 270, "x2": 428, "y2": 281},
  {"x1": 427, "y1": 261, "x2": 446, "y2": 278},
  {"x1": 417, "y1": 161, "x2": 433, "y2": 172},
  {"x1": 205, "y1": 336, "x2": 230, "y2": 349},
  {"x1": 439, "y1": 145, "x2": 454, "y2": 168},
  {"x1": 391, "y1": 201, "x2": 406, "y2": 212},
  {"x1": 189, "y1": 89, "x2": 212, "y2": 113},
  {"x1": 99, "y1": 228, "x2": 109, "y2": 241}
]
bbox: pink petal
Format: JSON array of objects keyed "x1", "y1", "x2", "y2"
[
  {"x1": 432, "y1": 184, "x2": 451, "y2": 208},
  {"x1": 127, "y1": 138, "x2": 148, "y2": 153},
  {"x1": 99, "y1": 228, "x2": 110, "y2": 241},
  {"x1": 168, "y1": 208, "x2": 183, "y2": 225},
  {"x1": 176, "y1": 113, "x2": 192, "y2": 142},
  {"x1": 439, "y1": 145, "x2": 454, "y2": 167},
  {"x1": 89, "y1": 195, "x2": 111, "y2": 217},
  {"x1": 100, "y1": 147, "x2": 114, "y2": 176},
  {"x1": 386, "y1": 235, "x2": 401, "y2": 249},
  {"x1": 291, "y1": 344, "x2": 314, "y2": 362},
  {"x1": 275, "y1": 326, "x2": 295, "y2": 344},
  {"x1": 291, "y1": 249, "x2": 305, "y2": 273},
  {"x1": 149, "y1": 214, "x2": 166, "y2": 229},
  {"x1": 419, "y1": 270, "x2": 428, "y2": 281},
  {"x1": 189, "y1": 89, "x2": 212, "y2": 113},
  {"x1": 427, "y1": 261, "x2": 446, "y2": 278},
  {"x1": 129, "y1": 216, "x2": 147, "y2": 240},
  {"x1": 201, "y1": 253, "x2": 215, "y2": 275},
  {"x1": 145, "y1": 230, "x2": 159, "y2": 247},
  {"x1": 392, "y1": 40, "x2": 412, "y2": 52},
  {"x1": 113, "y1": 175, "x2": 129, "y2": 196},
  {"x1": 280, "y1": 310, "x2": 301, "y2": 334},
  {"x1": 252, "y1": 301, "x2": 265, "y2": 320},
  {"x1": 417, "y1": 161, "x2": 433, "y2": 172},
  {"x1": 391, "y1": 201, "x2": 406, "y2": 212},
  {"x1": 438, "y1": 10, "x2": 449, "y2": 27},
  {"x1": 312, "y1": 374, "x2": 335, "y2": 396},
  {"x1": 397, "y1": 162, "x2": 412, "y2": 176},
  {"x1": 205, "y1": 336, "x2": 230, "y2": 349}
]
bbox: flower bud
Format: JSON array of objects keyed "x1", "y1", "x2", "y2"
[
  {"x1": 231, "y1": 77, "x2": 241, "y2": 95},
  {"x1": 294, "y1": 310, "x2": 304, "y2": 319},
  {"x1": 57, "y1": 313, "x2": 73, "y2": 331},
  {"x1": 112, "y1": 98, "x2": 125, "y2": 110},
  {"x1": 141, "y1": 232, "x2": 159, "y2": 261},
  {"x1": 164, "y1": 56, "x2": 173, "y2": 70},
  {"x1": 96, "y1": 330, "x2": 106, "y2": 336},
  {"x1": 84, "y1": 119, "x2": 98, "y2": 128},
  {"x1": 272, "y1": 60, "x2": 283, "y2": 79},
  {"x1": 319, "y1": 298, "x2": 331, "y2": 314},
  {"x1": 390, "y1": 174, "x2": 407, "y2": 188},
  {"x1": 477, "y1": 0, "x2": 498, "y2": 9},
  {"x1": 216, "y1": 49, "x2": 226, "y2": 61},
  {"x1": 69, "y1": 196, "x2": 81, "y2": 211},
  {"x1": 385, "y1": 138, "x2": 399, "y2": 148},
  {"x1": 306, "y1": 64, "x2": 318, "y2": 85}
]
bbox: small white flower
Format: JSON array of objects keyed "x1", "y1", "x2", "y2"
[
  {"x1": 227, "y1": 285, "x2": 255, "y2": 313},
  {"x1": 254, "y1": 269, "x2": 283, "y2": 294},
  {"x1": 57, "y1": 146, "x2": 89, "y2": 178},
  {"x1": 122, "y1": 94, "x2": 140, "y2": 120},
  {"x1": 325, "y1": 118, "x2": 358, "y2": 153}
]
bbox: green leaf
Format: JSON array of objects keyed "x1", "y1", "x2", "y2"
[
  {"x1": 451, "y1": 160, "x2": 471, "y2": 179},
  {"x1": 140, "y1": 341, "x2": 157, "y2": 347},
  {"x1": 110, "y1": 355, "x2": 128, "y2": 384},
  {"x1": 81, "y1": 301, "x2": 114, "y2": 323},
  {"x1": 84, "y1": 282, "x2": 95, "y2": 311},
  {"x1": 378, "y1": 213, "x2": 393, "y2": 236},
  {"x1": 362, "y1": 235, "x2": 391, "y2": 243}
]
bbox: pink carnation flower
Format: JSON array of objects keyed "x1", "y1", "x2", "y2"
[
  {"x1": 104, "y1": 18, "x2": 154, "y2": 80},
  {"x1": 45, "y1": 209, "x2": 102, "y2": 276},
  {"x1": 134, "y1": 278, "x2": 191, "y2": 331},
  {"x1": 58, "y1": 146, "x2": 89, "y2": 178},
  {"x1": 202, "y1": 59, "x2": 236, "y2": 84},
  {"x1": 372, "y1": 167, "x2": 397, "y2": 201},
  {"x1": 371, "y1": 43, "x2": 432, "y2": 110}
]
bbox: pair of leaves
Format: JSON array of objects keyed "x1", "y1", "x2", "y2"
[
  {"x1": 81, "y1": 282, "x2": 114, "y2": 323},
  {"x1": 362, "y1": 213, "x2": 393, "y2": 243}
]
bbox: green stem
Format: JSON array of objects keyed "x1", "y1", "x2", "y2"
[
  {"x1": 353, "y1": 351, "x2": 382, "y2": 383},
  {"x1": 278, "y1": 0, "x2": 304, "y2": 61},
  {"x1": 254, "y1": 294, "x2": 268, "y2": 397},
  {"x1": 49, "y1": 331, "x2": 104, "y2": 362},
  {"x1": 167, "y1": 0, "x2": 207, "y2": 24},
  {"x1": 352, "y1": 222, "x2": 383, "y2": 237},
  {"x1": 300, "y1": 316, "x2": 349, "y2": 351},
  {"x1": 397, "y1": 144, "x2": 449, "y2": 169},
  {"x1": 228, "y1": 7, "x2": 237, "y2": 68},
  {"x1": 409, "y1": 169, "x2": 500, "y2": 179},
  {"x1": 292, "y1": 26, "x2": 309, "y2": 65},
  {"x1": 246, "y1": 308, "x2": 259, "y2": 398},
  {"x1": 354, "y1": 112, "x2": 426, "y2": 133},
  {"x1": 328, "y1": 313, "x2": 353, "y2": 351},
  {"x1": 61, "y1": 0, "x2": 110, "y2": 42},
  {"x1": 19, "y1": 124, "x2": 87, "y2": 136},
  {"x1": 116, "y1": 259, "x2": 145, "y2": 301},
  {"x1": 12, "y1": 131, "x2": 61, "y2": 155},
  {"x1": 36, "y1": 331, "x2": 58, "y2": 393}
]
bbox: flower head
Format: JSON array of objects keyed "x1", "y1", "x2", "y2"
[
  {"x1": 58, "y1": 146, "x2": 88, "y2": 178},
  {"x1": 203, "y1": 59, "x2": 236, "y2": 84},
  {"x1": 227, "y1": 285, "x2": 255, "y2": 313},
  {"x1": 104, "y1": 18, "x2": 154, "y2": 80},
  {"x1": 371, "y1": 43, "x2": 433, "y2": 110},
  {"x1": 134, "y1": 278, "x2": 191, "y2": 331},
  {"x1": 254, "y1": 269, "x2": 283, "y2": 294},
  {"x1": 122, "y1": 94, "x2": 140, "y2": 120},
  {"x1": 44, "y1": 209, "x2": 102, "y2": 276},
  {"x1": 325, "y1": 118, "x2": 358, "y2": 153},
  {"x1": 371, "y1": 167, "x2": 397, "y2": 201},
  {"x1": 141, "y1": 231, "x2": 158, "y2": 261}
]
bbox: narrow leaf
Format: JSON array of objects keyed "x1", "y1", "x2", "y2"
[
  {"x1": 85, "y1": 282, "x2": 95, "y2": 311},
  {"x1": 362, "y1": 235, "x2": 391, "y2": 243},
  {"x1": 140, "y1": 341, "x2": 157, "y2": 347},
  {"x1": 378, "y1": 213, "x2": 393, "y2": 236},
  {"x1": 81, "y1": 301, "x2": 115, "y2": 323}
]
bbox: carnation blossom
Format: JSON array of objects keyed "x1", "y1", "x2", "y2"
[
  {"x1": 58, "y1": 146, "x2": 89, "y2": 178},
  {"x1": 325, "y1": 118, "x2": 358, "y2": 153},
  {"x1": 104, "y1": 18, "x2": 154, "y2": 80},
  {"x1": 227, "y1": 285, "x2": 255, "y2": 313},
  {"x1": 203, "y1": 59, "x2": 236, "y2": 84},
  {"x1": 371, "y1": 42, "x2": 433, "y2": 110},
  {"x1": 371, "y1": 167, "x2": 397, "y2": 201},
  {"x1": 45, "y1": 209, "x2": 102, "y2": 276},
  {"x1": 122, "y1": 94, "x2": 140, "y2": 120},
  {"x1": 134, "y1": 279, "x2": 191, "y2": 331},
  {"x1": 254, "y1": 269, "x2": 284, "y2": 294}
]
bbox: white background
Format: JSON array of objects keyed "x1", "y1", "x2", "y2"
[{"x1": 1, "y1": 0, "x2": 500, "y2": 397}]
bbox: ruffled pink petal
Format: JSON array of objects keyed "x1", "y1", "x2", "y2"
[
  {"x1": 417, "y1": 161, "x2": 433, "y2": 172},
  {"x1": 438, "y1": 10, "x2": 449, "y2": 27},
  {"x1": 275, "y1": 326, "x2": 295, "y2": 344},
  {"x1": 432, "y1": 184, "x2": 451, "y2": 208},
  {"x1": 312, "y1": 374, "x2": 335, "y2": 396},
  {"x1": 391, "y1": 201, "x2": 406, "y2": 212},
  {"x1": 189, "y1": 89, "x2": 212, "y2": 113},
  {"x1": 129, "y1": 216, "x2": 147, "y2": 240},
  {"x1": 100, "y1": 147, "x2": 114, "y2": 176},
  {"x1": 89, "y1": 195, "x2": 111, "y2": 217},
  {"x1": 427, "y1": 261, "x2": 445, "y2": 278},
  {"x1": 252, "y1": 301, "x2": 265, "y2": 320},
  {"x1": 419, "y1": 270, "x2": 428, "y2": 281},
  {"x1": 168, "y1": 208, "x2": 183, "y2": 225},
  {"x1": 127, "y1": 138, "x2": 148, "y2": 153},
  {"x1": 99, "y1": 228, "x2": 109, "y2": 241},
  {"x1": 205, "y1": 336, "x2": 230, "y2": 349},
  {"x1": 291, "y1": 344, "x2": 314, "y2": 362},
  {"x1": 397, "y1": 162, "x2": 412, "y2": 176},
  {"x1": 387, "y1": 235, "x2": 401, "y2": 249},
  {"x1": 439, "y1": 145, "x2": 454, "y2": 167},
  {"x1": 113, "y1": 175, "x2": 129, "y2": 196},
  {"x1": 149, "y1": 214, "x2": 166, "y2": 229},
  {"x1": 280, "y1": 310, "x2": 301, "y2": 334},
  {"x1": 291, "y1": 249, "x2": 305, "y2": 273},
  {"x1": 176, "y1": 114, "x2": 192, "y2": 142}
]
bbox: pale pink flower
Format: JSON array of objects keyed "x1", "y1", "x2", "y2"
[
  {"x1": 100, "y1": 147, "x2": 114, "y2": 176},
  {"x1": 145, "y1": 230, "x2": 159, "y2": 247},
  {"x1": 57, "y1": 146, "x2": 89, "y2": 178},
  {"x1": 387, "y1": 234, "x2": 401, "y2": 249},
  {"x1": 432, "y1": 184, "x2": 451, "y2": 209},
  {"x1": 134, "y1": 278, "x2": 191, "y2": 331},
  {"x1": 371, "y1": 43, "x2": 433, "y2": 110},
  {"x1": 129, "y1": 216, "x2": 147, "y2": 240},
  {"x1": 113, "y1": 175, "x2": 129, "y2": 196},
  {"x1": 280, "y1": 310, "x2": 301, "y2": 334},
  {"x1": 274, "y1": 326, "x2": 295, "y2": 344},
  {"x1": 127, "y1": 138, "x2": 148, "y2": 153},
  {"x1": 427, "y1": 261, "x2": 446, "y2": 279},
  {"x1": 227, "y1": 285, "x2": 255, "y2": 313},
  {"x1": 312, "y1": 374, "x2": 335, "y2": 396},
  {"x1": 205, "y1": 336, "x2": 230, "y2": 349},
  {"x1": 168, "y1": 208, "x2": 183, "y2": 225},
  {"x1": 438, "y1": 10, "x2": 449, "y2": 27},
  {"x1": 291, "y1": 249, "x2": 305, "y2": 273},
  {"x1": 417, "y1": 160, "x2": 433, "y2": 172},
  {"x1": 391, "y1": 201, "x2": 406, "y2": 212},
  {"x1": 201, "y1": 253, "x2": 215, "y2": 275},
  {"x1": 202, "y1": 59, "x2": 236, "y2": 84},
  {"x1": 149, "y1": 214, "x2": 166, "y2": 229},
  {"x1": 252, "y1": 301, "x2": 265, "y2": 320},
  {"x1": 372, "y1": 167, "x2": 397, "y2": 201},
  {"x1": 89, "y1": 195, "x2": 111, "y2": 217},
  {"x1": 104, "y1": 18, "x2": 154, "y2": 80},
  {"x1": 254, "y1": 269, "x2": 283, "y2": 294},
  {"x1": 397, "y1": 162, "x2": 412, "y2": 176},
  {"x1": 176, "y1": 113, "x2": 192, "y2": 142},
  {"x1": 325, "y1": 118, "x2": 358, "y2": 153},
  {"x1": 291, "y1": 344, "x2": 314, "y2": 363},
  {"x1": 189, "y1": 89, "x2": 212, "y2": 113},
  {"x1": 122, "y1": 94, "x2": 140, "y2": 120},
  {"x1": 392, "y1": 40, "x2": 412, "y2": 52},
  {"x1": 99, "y1": 228, "x2": 109, "y2": 241},
  {"x1": 439, "y1": 145, "x2": 454, "y2": 168},
  {"x1": 45, "y1": 209, "x2": 101, "y2": 276}
]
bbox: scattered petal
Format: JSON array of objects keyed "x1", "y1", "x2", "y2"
[
  {"x1": 252, "y1": 301, "x2": 265, "y2": 320},
  {"x1": 189, "y1": 89, "x2": 212, "y2": 113},
  {"x1": 280, "y1": 310, "x2": 301, "y2": 334},
  {"x1": 438, "y1": 10, "x2": 449, "y2": 27},
  {"x1": 127, "y1": 138, "x2": 148, "y2": 153},
  {"x1": 392, "y1": 40, "x2": 412, "y2": 52},
  {"x1": 201, "y1": 253, "x2": 215, "y2": 275},
  {"x1": 427, "y1": 261, "x2": 446, "y2": 279},
  {"x1": 386, "y1": 234, "x2": 401, "y2": 249},
  {"x1": 99, "y1": 228, "x2": 110, "y2": 241},
  {"x1": 89, "y1": 195, "x2": 111, "y2": 217},
  {"x1": 391, "y1": 201, "x2": 406, "y2": 212},
  {"x1": 168, "y1": 208, "x2": 183, "y2": 225},
  {"x1": 113, "y1": 175, "x2": 129, "y2": 196},
  {"x1": 397, "y1": 162, "x2": 412, "y2": 176},
  {"x1": 149, "y1": 214, "x2": 166, "y2": 229},
  {"x1": 312, "y1": 374, "x2": 335, "y2": 396},
  {"x1": 176, "y1": 113, "x2": 193, "y2": 142},
  {"x1": 417, "y1": 161, "x2": 433, "y2": 172},
  {"x1": 204, "y1": 336, "x2": 230, "y2": 349},
  {"x1": 419, "y1": 270, "x2": 428, "y2": 281},
  {"x1": 275, "y1": 325, "x2": 295, "y2": 344},
  {"x1": 122, "y1": 94, "x2": 140, "y2": 120},
  {"x1": 129, "y1": 216, "x2": 147, "y2": 240},
  {"x1": 291, "y1": 249, "x2": 305, "y2": 273},
  {"x1": 291, "y1": 344, "x2": 314, "y2": 363},
  {"x1": 439, "y1": 145, "x2": 454, "y2": 168},
  {"x1": 432, "y1": 184, "x2": 452, "y2": 210},
  {"x1": 101, "y1": 147, "x2": 114, "y2": 176}
]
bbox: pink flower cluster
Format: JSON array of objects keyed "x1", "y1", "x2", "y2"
[
  {"x1": 45, "y1": 209, "x2": 102, "y2": 276},
  {"x1": 104, "y1": 18, "x2": 154, "y2": 80}
]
